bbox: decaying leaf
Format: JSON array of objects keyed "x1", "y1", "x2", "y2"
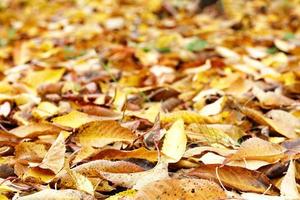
[
  {"x1": 280, "y1": 161, "x2": 300, "y2": 199},
  {"x1": 189, "y1": 164, "x2": 280, "y2": 195},
  {"x1": 161, "y1": 119, "x2": 187, "y2": 163},
  {"x1": 51, "y1": 110, "x2": 97, "y2": 129},
  {"x1": 135, "y1": 178, "x2": 226, "y2": 200},
  {"x1": 10, "y1": 123, "x2": 61, "y2": 138},
  {"x1": 15, "y1": 189, "x2": 93, "y2": 200},
  {"x1": 227, "y1": 137, "x2": 285, "y2": 163},
  {"x1": 101, "y1": 161, "x2": 169, "y2": 189},
  {"x1": 241, "y1": 107, "x2": 299, "y2": 139},
  {"x1": 74, "y1": 120, "x2": 136, "y2": 148},
  {"x1": 39, "y1": 132, "x2": 66, "y2": 174}
]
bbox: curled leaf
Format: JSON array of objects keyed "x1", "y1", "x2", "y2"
[
  {"x1": 74, "y1": 120, "x2": 136, "y2": 148},
  {"x1": 135, "y1": 178, "x2": 226, "y2": 200},
  {"x1": 161, "y1": 119, "x2": 187, "y2": 163},
  {"x1": 189, "y1": 164, "x2": 279, "y2": 195}
]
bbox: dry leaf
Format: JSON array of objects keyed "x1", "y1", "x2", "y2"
[
  {"x1": 74, "y1": 120, "x2": 136, "y2": 148},
  {"x1": 135, "y1": 178, "x2": 226, "y2": 200},
  {"x1": 101, "y1": 161, "x2": 169, "y2": 189},
  {"x1": 241, "y1": 107, "x2": 299, "y2": 139},
  {"x1": 39, "y1": 132, "x2": 66, "y2": 174},
  {"x1": 161, "y1": 119, "x2": 187, "y2": 163},
  {"x1": 52, "y1": 110, "x2": 96, "y2": 129},
  {"x1": 15, "y1": 189, "x2": 93, "y2": 200},
  {"x1": 280, "y1": 161, "x2": 300, "y2": 199},
  {"x1": 189, "y1": 164, "x2": 279, "y2": 195},
  {"x1": 10, "y1": 123, "x2": 61, "y2": 138},
  {"x1": 227, "y1": 137, "x2": 285, "y2": 163},
  {"x1": 90, "y1": 147, "x2": 158, "y2": 162}
]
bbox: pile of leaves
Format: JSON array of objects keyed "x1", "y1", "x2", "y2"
[{"x1": 1, "y1": 0, "x2": 300, "y2": 199}]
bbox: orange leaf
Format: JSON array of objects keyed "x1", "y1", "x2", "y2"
[
  {"x1": 189, "y1": 164, "x2": 279, "y2": 195},
  {"x1": 135, "y1": 178, "x2": 226, "y2": 200},
  {"x1": 74, "y1": 120, "x2": 136, "y2": 148}
]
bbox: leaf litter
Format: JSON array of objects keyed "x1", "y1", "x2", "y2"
[{"x1": 0, "y1": 0, "x2": 300, "y2": 199}]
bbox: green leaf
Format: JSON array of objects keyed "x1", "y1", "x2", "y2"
[
  {"x1": 157, "y1": 47, "x2": 171, "y2": 53},
  {"x1": 266, "y1": 47, "x2": 278, "y2": 54},
  {"x1": 283, "y1": 32, "x2": 295, "y2": 40},
  {"x1": 186, "y1": 39, "x2": 207, "y2": 52}
]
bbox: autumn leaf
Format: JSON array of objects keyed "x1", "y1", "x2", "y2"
[
  {"x1": 74, "y1": 120, "x2": 137, "y2": 148},
  {"x1": 280, "y1": 161, "x2": 300, "y2": 199},
  {"x1": 189, "y1": 164, "x2": 280, "y2": 195},
  {"x1": 226, "y1": 137, "x2": 285, "y2": 163},
  {"x1": 15, "y1": 189, "x2": 93, "y2": 200},
  {"x1": 39, "y1": 132, "x2": 66, "y2": 174},
  {"x1": 161, "y1": 119, "x2": 187, "y2": 163},
  {"x1": 101, "y1": 161, "x2": 169, "y2": 189},
  {"x1": 135, "y1": 178, "x2": 226, "y2": 200}
]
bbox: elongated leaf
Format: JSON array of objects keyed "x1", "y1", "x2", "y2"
[
  {"x1": 135, "y1": 178, "x2": 226, "y2": 200},
  {"x1": 227, "y1": 137, "x2": 285, "y2": 163},
  {"x1": 74, "y1": 120, "x2": 136, "y2": 148},
  {"x1": 39, "y1": 132, "x2": 66, "y2": 174},
  {"x1": 161, "y1": 119, "x2": 186, "y2": 163},
  {"x1": 16, "y1": 189, "x2": 93, "y2": 200},
  {"x1": 189, "y1": 164, "x2": 279, "y2": 195}
]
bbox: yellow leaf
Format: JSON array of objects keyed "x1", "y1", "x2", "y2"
[
  {"x1": 32, "y1": 101, "x2": 59, "y2": 119},
  {"x1": 74, "y1": 120, "x2": 136, "y2": 148},
  {"x1": 189, "y1": 164, "x2": 279, "y2": 195},
  {"x1": 135, "y1": 178, "x2": 226, "y2": 200},
  {"x1": 22, "y1": 68, "x2": 65, "y2": 89},
  {"x1": 106, "y1": 189, "x2": 137, "y2": 200},
  {"x1": 227, "y1": 137, "x2": 285, "y2": 163},
  {"x1": 39, "y1": 132, "x2": 66, "y2": 174},
  {"x1": 68, "y1": 170, "x2": 94, "y2": 195},
  {"x1": 10, "y1": 123, "x2": 61, "y2": 138},
  {"x1": 280, "y1": 161, "x2": 300, "y2": 199},
  {"x1": 23, "y1": 168, "x2": 55, "y2": 183},
  {"x1": 161, "y1": 110, "x2": 211, "y2": 124},
  {"x1": 101, "y1": 161, "x2": 169, "y2": 189},
  {"x1": 16, "y1": 189, "x2": 93, "y2": 200},
  {"x1": 161, "y1": 119, "x2": 186, "y2": 163},
  {"x1": 52, "y1": 110, "x2": 95, "y2": 129}
]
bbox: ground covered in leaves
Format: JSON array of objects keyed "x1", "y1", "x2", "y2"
[{"x1": 1, "y1": 0, "x2": 300, "y2": 199}]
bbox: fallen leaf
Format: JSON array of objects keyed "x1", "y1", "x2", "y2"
[
  {"x1": 74, "y1": 120, "x2": 136, "y2": 148},
  {"x1": 51, "y1": 110, "x2": 96, "y2": 129},
  {"x1": 39, "y1": 132, "x2": 66, "y2": 174},
  {"x1": 90, "y1": 147, "x2": 158, "y2": 162},
  {"x1": 161, "y1": 119, "x2": 187, "y2": 163},
  {"x1": 189, "y1": 164, "x2": 280, "y2": 195},
  {"x1": 135, "y1": 178, "x2": 226, "y2": 200},
  {"x1": 227, "y1": 137, "x2": 285, "y2": 163},
  {"x1": 280, "y1": 161, "x2": 300, "y2": 199},
  {"x1": 67, "y1": 170, "x2": 94, "y2": 195},
  {"x1": 241, "y1": 107, "x2": 299, "y2": 139},
  {"x1": 15, "y1": 189, "x2": 93, "y2": 200},
  {"x1": 10, "y1": 123, "x2": 61, "y2": 138},
  {"x1": 21, "y1": 68, "x2": 65, "y2": 89},
  {"x1": 101, "y1": 161, "x2": 169, "y2": 189}
]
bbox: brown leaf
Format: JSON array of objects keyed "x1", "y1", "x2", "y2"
[
  {"x1": 135, "y1": 178, "x2": 226, "y2": 200},
  {"x1": 74, "y1": 120, "x2": 136, "y2": 148},
  {"x1": 101, "y1": 161, "x2": 169, "y2": 189},
  {"x1": 15, "y1": 142, "x2": 47, "y2": 163},
  {"x1": 39, "y1": 132, "x2": 66, "y2": 174},
  {"x1": 58, "y1": 160, "x2": 144, "y2": 187},
  {"x1": 227, "y1": 137, "x2": 285, "y2": 163},
  {"x1": 15, "y1": 189, "x2": 94, "y2": 200},
  {"x1": 241, "y1": 107, "x2": 299, "y2": 139},
  {"x1": 91, "y1": 147, "x2": 158, "y2": 162},
  {"x1": 10, "y1": 123, "x2": 61, "y2": 138},
  {"x1": 189, "y1": 164, "x2": 279, "y2": 195}
]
